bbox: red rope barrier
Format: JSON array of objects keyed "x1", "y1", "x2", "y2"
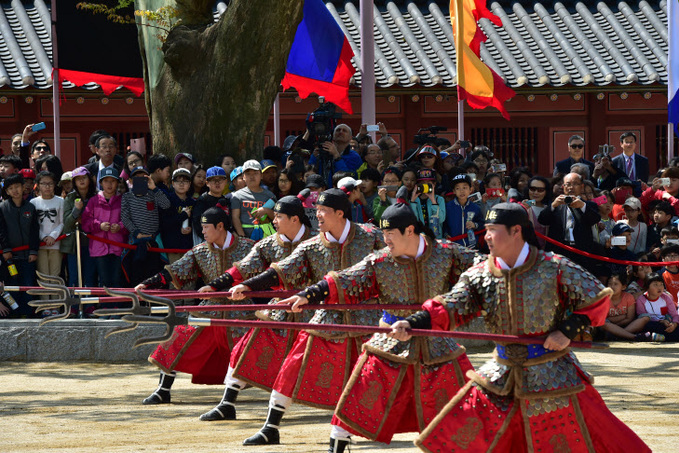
[
  {"x1": 10, "y1": 234, "x2": 67, "y2": 252},
  {"x1": 85, "y1": 234, "x2": 190, "y2": 254}
]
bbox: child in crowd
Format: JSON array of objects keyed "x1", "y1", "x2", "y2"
[
  {"x1": 81, "y1": 168, "x2": 128, "y2": 290},
  {"x1": 0, "y1": 154, "x2": 21, "y2": 180},
  {"x1": 0, "y1": 174, "x2": 39, "y2": 317},
  {"x1": 621, "y1": 197, "x2": 647, "y2": 255},
  {"x1": 600, "y1": 273, "x2": 648, "y2": 340},
  {"x1": 627, "y1": 254, "x2": 653, "y2": 299},
  {"x1": 359, "y1": 168, "x2": 381, "y2": 220},
  {"x1": 231, "y1": 160, "x2": 276, "y2": 239},
  {"x1": 30, "y1": 172, "x2": 64, "y2": 299},
  {"x1": 635, "y1": 273, "x2": 679, "y2": 342},
  {"x1": 160, "y1": 169, "x2": 195, "y2": 264},
  {"x1": 607, "y1": 223, "x2": 636, "y2": 277},
  {"x1": 372, "y1": 168, "x2": 402, "y2": 224},
  {"x1": 647, "y1": 201, "x2": 674, "y2": 257},
  {"x1": 610, "y1": 177, "x2": 635, "y2": 221},
  {"x1": 649, "y1": 225, "x2": 678, "y2": 261},
  {"x1": 60, "y1": 167, "x2": 98, "y2": 291},
  {"x1": 593, "y1": 191, "x2": 615, "y2": 246},
  {"x1": 409, "y1": 168, "x2": 445, "y2": 239},
  {"x1": 660, "y1": 244, "x2": 679, "y2": 305},
  {"x1": 229, "y1": 166, "x2": 246, "y2": 193},
  {"x1": 193, "y1": 166, "x2": 229, "y2": 243},
  {"x1": 480, "y1": 172, "x2": 506, "y2": 217},
  {"x1": 19, "y1": 168, "x2": 35, "y2": 201},
  {"x1": 191, "y1": 165, "x2": 208, "y2": 199},
  {"x1": 147, "y1": 154, "x2": 173, "y2": 195},
  {"x1": 337, "y1": 176, "x2": 368, "y2": 223},
  {"x1": 444, "y1": 174, "x2": 483, "y2": 247}
]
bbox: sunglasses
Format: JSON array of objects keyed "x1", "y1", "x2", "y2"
[
  {"x1": 35, "y1": 146, "x2": 48, "y2": 151},
  {"x1": 569, "y1": 144, "x2": 584, "y2": 149},
  {"x1": 529, "y1": 186, "x2": 546, "y2": 192}
]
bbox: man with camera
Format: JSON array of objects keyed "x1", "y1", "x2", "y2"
[
  {"x1": 308, "y1": 123, "x2": 362, "y2": 188},
  {"x1": 553, "y1": 135, "x2": 595, "y2": 177},
  {"x1": 592, "y1": 149, "x2": 628, "y2": 191},
  {"x1": 538, "y1": 172, "x2": 601, "y2": 272}
]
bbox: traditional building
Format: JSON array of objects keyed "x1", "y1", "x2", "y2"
[{"x1": 0, "y1": 0, "x2": 671, "y2": 176}]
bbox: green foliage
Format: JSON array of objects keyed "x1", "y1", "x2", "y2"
[{"x1": 77, "y1": 0, "x2": 180, "y2": 42}]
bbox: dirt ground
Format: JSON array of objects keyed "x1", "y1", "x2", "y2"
[{"x1": 2, "y1": 342, "x2": 678, "y2": 453}]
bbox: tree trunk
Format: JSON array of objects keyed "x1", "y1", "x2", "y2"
[{"x1": 138, "y1": 0, "x2": 304, "y2": 165}]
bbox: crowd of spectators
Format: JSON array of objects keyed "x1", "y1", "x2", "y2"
[{"x1": 0, "y1": 122, "x2": 678, "y2": 343}]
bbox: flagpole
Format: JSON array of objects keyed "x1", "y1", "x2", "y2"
[
  {"x1": 669, "y1": 123, "x2": 674, "y2": 163},
  {"x1": 273, "y1": 93, "x2": 280, "y2": 147},
  {"x1": 51, "y1": 0, "x2": 61, "y2": 159},
  {"x1": 453, "y1": 0, "x2": 465, "y2": 153},
  {"x1": 360, "y1": 0, "x2": 376, "y2": 139}
]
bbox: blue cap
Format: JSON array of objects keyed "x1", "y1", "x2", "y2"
[
  {"x1": 99, "y1": 167, "x2": 120, "y2": 182},
  {"x1": 206, "y1": 166, "x2": 227, "y2": 179},
  {"x1": 261, "y1": 159, "x2": 277, "y2": 172},
  {"x1": 230, "y1": 166, "x2": 243, "y2": 181},
  {"x1": 130, "y1": 166, "x2": 149, "y2": 176}
]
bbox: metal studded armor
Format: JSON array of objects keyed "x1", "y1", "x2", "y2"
[
  {"x1": 413, "y1": 247, "x2": 650, "y2": 453},
  {"x1": 167, "y1": 238, "x2": 254, "y2": 320},
  {"x1": 326, "y1": 236, "x2": 483, "y2": 364},
  {"x1": 270, "y1": 222, "x2": 385, "y2": 333},
  {"x1": 234, "y1": 229, "x2": 312, "y2": 280}
]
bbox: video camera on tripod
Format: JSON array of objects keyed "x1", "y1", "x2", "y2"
[{"x1": 305, "y1": 97, "x2": 342, "y2": 158}]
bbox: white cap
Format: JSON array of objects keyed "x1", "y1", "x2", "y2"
[
  {"x1": 337, "y1": 176, "x2": 362, "y2": 190},
  {"x1": 242, "y1": 160, "x2": 262, "y2": 172}
]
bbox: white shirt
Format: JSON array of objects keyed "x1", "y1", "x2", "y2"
[
  {"x1": 496, "y1": 242, "x2": 530, "y2": 270},
  {"x1": 325, "y1": 219, "x2": 351, "y2": 244},
  {"x1": 280, "y1": 225, "x2": 306, "y2": 243},
  {"x1": 398, "y1": 236, "x2": 426, "y2": 259},
  {"x1": 212, "y1": 232, "x2": 233, "y2": 250}
]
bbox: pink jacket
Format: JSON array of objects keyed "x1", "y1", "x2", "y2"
[{"x1": 81, "y1": 192, "x2": 129, "y2": 257}]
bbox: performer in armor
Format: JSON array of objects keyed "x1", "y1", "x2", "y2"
[
  {"x1": 196, "y1": 196, "x2": 312, "y2": 421},
  {"x1": 391, "y1": 203, "x2": 651, "y2": 453},
  {"x1": 284, "y1": 187, "x2": 484, "y2": 452},
  {"x1": 135, "y1": 206, "x2": 254, "y2": 404},
  {"x1": 229, "y1": 188, "x2": 385, "y2": 446}
]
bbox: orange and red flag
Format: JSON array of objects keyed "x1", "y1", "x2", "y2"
[{"x1": 451, "y1": 0, "x2": 515, "y2": 119}]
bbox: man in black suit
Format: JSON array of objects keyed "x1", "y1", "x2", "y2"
[
  {"x1": 538, "y1": 172, "x2": 602, "y2": 273},
  {"x1": 553, "y1": 135, "x2": 595, "y2": 178},
  {"x1": 84, "y1": 135, "x2": 123, "y2": 190},
  {"x1": 612, "y1": 131, "x2": 649, "y2": 184}
]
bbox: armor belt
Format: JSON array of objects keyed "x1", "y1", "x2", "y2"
[
  {"x1": 496, "y1": 343, "x2": 548, "y2": 361},
  {"x1": 381, "y1": 310, "x2": 405, "y2": 325}
]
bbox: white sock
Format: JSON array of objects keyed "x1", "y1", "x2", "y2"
[
  {"x1": 223, "y1": 366, "x2": 246, "y2": 389},
  {"x1": 270, "y1": 390, "x2": 292, "y2": 410},
  {"x1": 330, "y1": 424, "x2": 352, "y2": 439}
]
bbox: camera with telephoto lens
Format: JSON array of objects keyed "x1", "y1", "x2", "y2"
[
  {"x1": 417, "y1": 183, "x2": 433, "y2": 194},
  {"x1": 564, "y1": 196, "x2": 574, "y2": 204},
  {"x1": 306, "y1": 98, "x2": 342, "y2": 157},
  {"x1": 413, "y1": 126, "x2": 448, "y2": 146}
]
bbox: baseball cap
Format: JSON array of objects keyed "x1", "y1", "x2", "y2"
[
  {"x1": 612, "y1": 222, "x2": 633, "y2": 236},
  {"x1": 174, "y1": 152, "x2": 195, "y2": 164},
  {"x1": 206, "y1": 166, "x2": 227, "y2": 179},
  {"x1": 230, "y1": 166, "x2": 243, "y2": 181},
  {"x1": 19, "y1": 168, "x2": 35, "y2": 179},
  {"x1": 172, "y1": 168, "x2": 192, "y2": 180},
  {"x1": 130, "y1": 166, "x2": 149, "y2": 176},
  {"x1": 623, "y1": 197, "x2": 642, "y2": 211},
  {"x1": 451, "y1": 173, "x2": 472, "y2": 188},
  {"x1": 71, "y1": 167, "x2": 90, "y2": 179},
  {"x1": 305, "y1": 174, "x2": 325, "y2": 189},
  {"x1": 337, "y1": 176, "x2": 362, "y2": 191},
  {"x1": 60, "y1": 171, "x2": 73, "y2": 182},
  {"x1": 242, "y1": 160, "x2": 262, "y2": 172},
  {"x1": 261, "y1": 159, "x2": 277, "y2": 172},
  {"x1": 99, "y1": 167, "x2": 120, "y2": 182},
  {"x1": 416, "y1": 168, "x2": 436, "y2": 181}
]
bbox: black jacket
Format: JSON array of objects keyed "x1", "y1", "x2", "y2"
[
  {"x1": 538, "y1": 200, "x2": 601, "y2": 251},
  {"x1": 612, "y1": 153, "x2": 649, "y2": 184},
  {"x1": 0, "y1": 198, "x2": 40, "y2": 260},
  {"x1": 553, "y1": 157, "x2": 595, "y2": 178}
]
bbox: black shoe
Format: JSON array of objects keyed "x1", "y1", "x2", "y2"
[
  {"x1": 243, "y1": 426, "x2": 280, "y2": 445},
  {"x1": 199, "y1": 404, "x2": 236, "y2": 421},
  {"x1": 142, "y1": 391, "x2": 170, "y2": 405},
  {"x1": 328, "y1": 436, "x2": 351, "y2": 453}
]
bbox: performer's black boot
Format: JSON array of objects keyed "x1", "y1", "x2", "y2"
[
  {"x1": 142, "y1": 371, "x2": 175, "y2": 404},
  {"x1": 328, "y1": 436, "x2": 351, "y2": 453},
  {"x1": 199, "y1": 384, "x2": 240, "y2": 421},
  {"x1": 242, "y1": 405, "x2": 285, "y2": 445}
]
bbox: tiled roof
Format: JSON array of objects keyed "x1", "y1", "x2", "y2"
[{"x1": 0, "y1": 0, "x2": 670, "y2": 91}]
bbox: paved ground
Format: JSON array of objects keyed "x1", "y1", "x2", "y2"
[{"x1": 2, "y1": 342, "x2": 677, "y2": 452}]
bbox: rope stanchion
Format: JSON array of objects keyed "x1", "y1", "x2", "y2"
[{"x1": 534, "y1": 231, "x2": 679, "y2": 267}]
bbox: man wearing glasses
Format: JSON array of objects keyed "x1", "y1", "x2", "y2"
[{"x1": 553, "y1": 135, "x2": 595, "y2": 177}]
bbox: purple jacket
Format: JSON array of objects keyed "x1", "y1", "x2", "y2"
[{"x1": 81, "y1": 192, "x2": 129, "y2": 257}]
